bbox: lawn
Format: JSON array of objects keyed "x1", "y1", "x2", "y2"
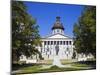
[{"x1": 12, "y1": 60, "x2": 96, "y2": 74}]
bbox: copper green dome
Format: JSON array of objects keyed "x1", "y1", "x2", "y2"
[{"x1": 52, "y1": 16, "x2": 64, "y2": 30}]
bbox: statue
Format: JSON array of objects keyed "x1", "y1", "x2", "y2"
[
  {"x1": 55, "y1": 45, "x2": 59, "y2": 55},
  {"x1": 52, "y1": 45, "x2": 64, "y2": 67}
]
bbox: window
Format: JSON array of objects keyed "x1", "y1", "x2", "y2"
[
  {"x1": 54, "y1": 41, "x2": 56, "y2": 45},
  {"x1": 48, "y1": 41, "x2": 50, "y2": 45},
  {"x1": 66, "y1": 41, "x2": 68, "y2": 45},
  {"x1": 57, "y1": 29, "x2": 59, "y2": 33},
  {"x1": 44, "y1": 41, "x2": 46, "y2": 45},
  {"x1": 57, "y1": 41, "x2": 59, "y2": 45},
  {"x1": 63, "y1": 41, "x2": 65, "y2": 45},
  {"x1": 47, "y1": 47, "x2": 49, "y2": 51},
  {"x1": 60, "y1": 41, "x2": 62, "y2": 45},
  {"x1": 69, "y1": 41, "x2": 71, "y2": 45},
  {"x1": 51, "y1": 41, "x2": 53, "y2": 45}
]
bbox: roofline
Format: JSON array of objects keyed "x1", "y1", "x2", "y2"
[{"x1": 41, "y1": 33, "x2": 73, "y2": 39}]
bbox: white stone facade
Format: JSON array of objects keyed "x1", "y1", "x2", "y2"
[{"x1": 37, "y1": 34, "x2": 74, "y2": 60}]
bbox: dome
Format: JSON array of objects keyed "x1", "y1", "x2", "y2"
[
  {"x1": 52, "y1": 22, "x2": 64, "y2": 30},
  {"x1": 52, "y1": 16, "x2": 64, "y2": 30}
]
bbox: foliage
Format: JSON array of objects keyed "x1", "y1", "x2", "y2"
[
  {"x1": 12, "y1": 1, "x2": 42, "y2": 62},
  {"x1": 72, "y1": 51, "x2": 77, "y2": 59},
  {"x1": 73, "y1": 6, "x2": 96, "y2": 57}
]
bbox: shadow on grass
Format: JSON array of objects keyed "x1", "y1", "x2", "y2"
[
  {"x1": 74, "y1": 60, "x2": 96, "y2": 69},
  {"x1": 12, "y1": 63, "x2": 42, "y2": 71}
]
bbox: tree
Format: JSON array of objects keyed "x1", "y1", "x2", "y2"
[
  {"x1": 73, "y1": 6, "x2": 96, "y2": 57},
  {"x1": 12, "y1": 1, "x2": 42, "y2": 62}
]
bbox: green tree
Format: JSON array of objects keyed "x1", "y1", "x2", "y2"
[
  {"x1": 12, "y1": 1, "x2": 42, "y2": 62},
  {"x1": 73, "y1": 6, "x2": 96, "y2": 57}
]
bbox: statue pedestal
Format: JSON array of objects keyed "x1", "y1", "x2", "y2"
[{"x1": 52, "y1": 55, "x2": 64, "y2": 67}]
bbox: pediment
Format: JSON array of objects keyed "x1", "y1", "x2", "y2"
[{"x1": 45, "y1": 34, "x2": 71, "y2": 39}]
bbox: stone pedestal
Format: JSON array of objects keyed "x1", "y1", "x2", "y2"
[{"x1": 52, "y1": 55, "x2": 64, "y2": 67}]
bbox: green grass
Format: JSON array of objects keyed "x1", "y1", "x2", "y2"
[
  {"x1": 13, "y1": 64, "x2": 95, "y2": 74},
  {"x1": 72, "y1": 63, "x2": 89, "y2": 67},
  {"x1": 13, "y1": 65, "x2": 42, "y2": 74},
  {"x1": 12, "y1": 60, "x2": 96, "y2": 74},
  {"x1": 15, "y1": 67, "x2": 93, "y2": 74}
]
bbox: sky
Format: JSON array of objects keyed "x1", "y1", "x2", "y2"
[{"x1": 24, "y1": 1, "x2": 85, "y2": 37}]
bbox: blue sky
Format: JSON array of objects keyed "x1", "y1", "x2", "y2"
[{"x1": 24, "y1": 2, "x2": 84, "y2": 37}]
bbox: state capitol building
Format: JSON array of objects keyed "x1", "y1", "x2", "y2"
[
  {"x1": 20, "y1": 16, "x2": 74, "y2": 62},
  {"x1": 37, "y1": 16, "x2": 74, "y2": 60}
]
